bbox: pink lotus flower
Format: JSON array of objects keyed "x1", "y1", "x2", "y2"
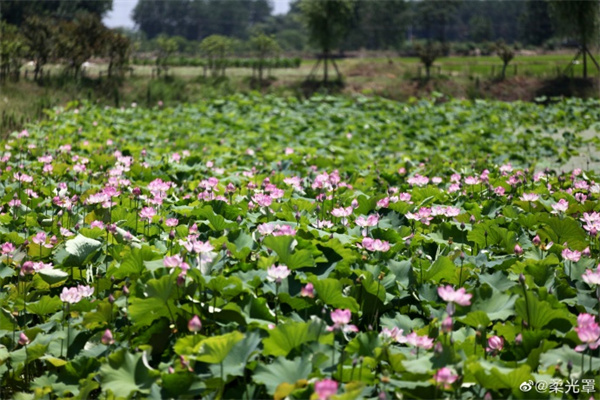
[
  {"x1": 1, "y1": 242, "x2": 15, "y2": 255},
  {"x1": 267, "y1": 265, "x2": 291, "y2": 283},
  {"x1": 139, "y1": 207, "x2": 156, "y2": 222},
  {"x1": 551, "y1": 198, "x2": 569, "y2": 214},
  {"x1": 520, "y1": 193, "x2": 539, "y2": 202},
  {"x1": 434, "y1": 367, "x2": 458, "y2": 389},
  {"x1": 407, "y1": 174, "x2": 429, "y2": 187},
  {"x1": 165, "y1": 218, "x2": 179, "y2": 227},
  {"x1": 562, "y1": 248, "x2": 581, "y2": 263},
  {"x1": 91, "y1": 220, "x2": 105, "y2": 229},
  {"x1": 361, "y1": 237, "x2": 390, "y2": 252},
  {"x1": 327, "y1": 309, "x2": 358, "y2": 334},
  {"x1": 355, "y1": 214, "x2": 379, "y2": 227},
  {"x1": 188, "y1": 315, "x2": 202, "y2": 333},
  {"x1": 437, "y1": 286, "x2": 472, "y2": 306},
  {"x1": 163, "y1": 255, "x2": 190, "y2": 271},
  {"x1": 331, "y1": 206, "x2": 353, "y2": 218},
  {"x1": 398, "y1": 331, "x2": 434, "y2": 350},
  {"x1": 252, "y1": 193, "x2": 272, "y2": 208},
  {"x1": 32, "y1": 232, "x2": 53, "y2": 248},
  {"x1": 314, "y1": 378, "x2": 338, "y2": 400},
  {"x1": 582, "y1": 265, "x2": 600, "y2": 286},
  {"x1": 575, "y1": 313, "x2": 600, "y2": 352},
  {"x1": 77, "y1": 285, "x2": 94, "y2": 298},
  {"x1": 60, "y1": 287, "x2": 83, "y2": 304},
  {"x1": 380, "y1": 327, "x2": 404, "y2": 343}
]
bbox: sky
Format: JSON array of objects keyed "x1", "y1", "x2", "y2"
[{"x1": 103, "y1": 0, "x2": 292, "y2": 29}]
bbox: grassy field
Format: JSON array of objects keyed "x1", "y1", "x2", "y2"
[{"x1": 2, "y1": 53, "x2": 599, "y2": 137}]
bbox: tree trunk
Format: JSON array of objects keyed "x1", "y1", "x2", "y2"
[
  {"x1": 323, "y1": 51, "x2": 329, "y2": 84},
  {"x1": 583, "y1": 45, "x2": 588, "y2": 79},
  {"x1": 501, "y1": 63, "x2": 507, "y2": 80}
]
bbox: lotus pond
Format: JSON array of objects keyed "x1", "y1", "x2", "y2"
[{"x1": 1, "y1": 95, "x2": 600, "y2": 400}]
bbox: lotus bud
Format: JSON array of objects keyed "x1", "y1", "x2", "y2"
[
  {"x1": 188, "y1": 315, "x2": 202, "y2": 333},
  {"x1": 532, "y1": 235, "x2": 541, "y2": 246},
  {"x1": 18, "y1": 332, "x2": 30, "y2": 346},
  {"x1": 514, "y1": 244, "x2": 523, "y2": 255},
  {"x1": 441, "y1": 317, "x2": 453, "y2": 334},
  {"x1": 515, "y1": 333, "x2": 522, "y2": 345},
  {"x1": 101, "y1": 329, "x2": 114, "y2": 345}
]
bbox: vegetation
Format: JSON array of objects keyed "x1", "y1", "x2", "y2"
[
  {"x1": 495, "y1": 40, "x2": 515, "y2": 81},
  {"x1": 0, "y1": 95, "x2": 600, "y2": 398},
  {"x1": 299, "y1": 0, "x2": 355, "y2": 83},
  {"x1": 548, "y1": 0, "x2": 600, "y2": 78}
]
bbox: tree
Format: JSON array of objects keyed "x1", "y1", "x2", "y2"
[
  {"x1": 0, "y1": 22, "x2": 27, "y2": 82},
  {"x1": 469, "y1": 16, "x2": 494, "y2": 43},
  {"x1": 132, "y1": 0, "x2": 272, "y2": 41},
  {"x1": 414, "y1": 0, "x2": 461, "y2": 46},
  {"x1": 1, "y1": 0, "x2": 112, "y2": 26},
  {"x1": 344, "y1": 0, "x2": 407, "y2": 51},
  {"x1": 519, "y1": 0, "x2": 554, "y2": 46},
  {"x1": 155, "y1": 35, "x2": 179, "y2": 77},
  {"x1": 495, "y1": 40, "x2": 515, "y2": 80},
  {"x1": 415, "y1": 41, "x2": 441, "y2": 79},
  {"x1": 299, "y1": 0, "x2": 355, "y2": 83},
  {"x1": 200, "y1": 35, "x2": 233, "y2": 77},
  {"x1": 549, "y1": 0, "x2": 600, "y2": 78},
  {"x1": 22, "y1": 16, "x2": 56, "y2": 81},
  {"x1": 249, "y1": 32, "x2": 280, "y2": 85},
  {"x1": 55, "y1": 12, "x2": 107, "y2": 78},
  {"x1": 105, "y1": 31, "x2": 131, "y2": 78}
]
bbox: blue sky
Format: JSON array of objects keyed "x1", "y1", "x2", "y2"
[{"x1": 103, "y1": 0, "x2": 292, "y2": 28}]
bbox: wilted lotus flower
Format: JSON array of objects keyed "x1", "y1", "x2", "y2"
[{"x1": 300, "y1": 283, "x2": 314, "y2": 298}]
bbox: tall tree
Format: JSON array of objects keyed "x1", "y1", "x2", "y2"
[
  {"x1": 249, "y1": 32, "x2": 280, "y2": 84},
  {"x1": 0, "y1": 0, "x2": 112, "y2": 26},
  {"x1": 55, "y1": 12, "x2": 107, "y2": 78},
  {"x1": 519, "y1": 0, "x2": 554, "y2": 46},
  {"x1": 344, "y1": 0, "x2": 407, "y2": 51},
  {"x1": 414, "y1": 0, "x2": 461, "y2": 45},
  {"x1": 22, "y1": 16, "x2": 56, "y2": 81},
  {"x1": 549, "y1": 0, "x2": 600, "y2": 78},
  {"x1": 133, "y1": 0, "x2": 272, "y2": 41},
  {"x1": 299, "y1": 0, "x2": 355, "y2": 83}
]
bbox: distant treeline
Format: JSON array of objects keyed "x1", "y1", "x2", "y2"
[{"x1": 129, "y1": 0, "x2": 559, "y2": 52}]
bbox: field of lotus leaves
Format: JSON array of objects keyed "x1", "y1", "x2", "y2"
[{"x1": 1, "y1": 94, "x2": 600, "y2": 400}]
